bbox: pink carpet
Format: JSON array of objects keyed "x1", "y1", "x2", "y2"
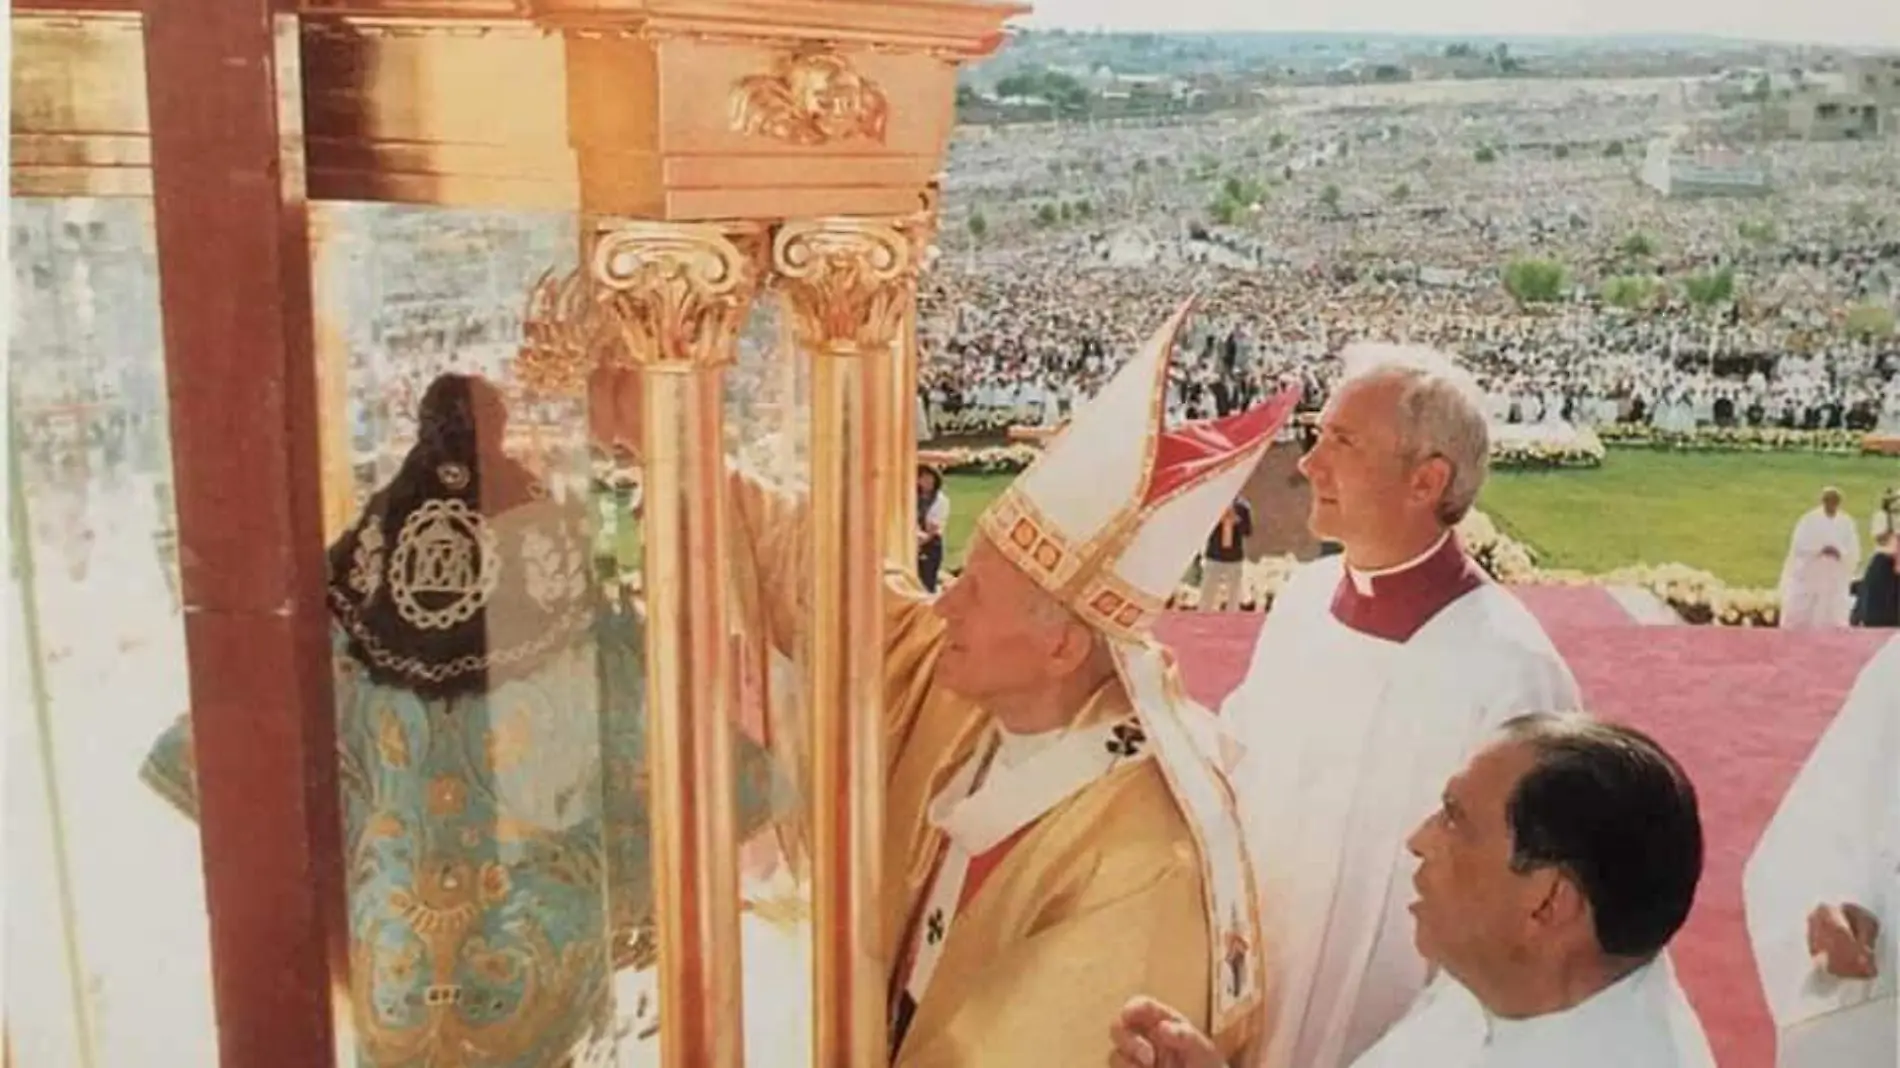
[{"x1": 1155, "y1": 605, "x2": 1892, "y2": 1068}]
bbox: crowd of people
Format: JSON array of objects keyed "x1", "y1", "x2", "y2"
[
  {"x1": 913, "y1": 257, "x2": 1900, "y2": 443},
  {"x1": 920, "y1": 78, "x2": 1900, "y2": 443}
]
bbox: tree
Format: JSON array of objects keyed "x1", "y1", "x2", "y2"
[
  {"x1": 1475, "y1": 145, "x2": 1498, "y2": 163},
  {"x1": 1553, "y1": 143, "x2": 1571, "y2": 160},
  {"x1": 1269, "y1": 132, "x2": 1289, "y2": 151},
  {"x1": 1599, "y1": 275, "x2": 1658, "y2": 310},
  {"x1": 1681, "y1": 266, "x2": 1737, "y2": 310},
  {"x1": 1390, "y1": 182, "x2": 1411, "y2": 203},
  {"x1": 1503, "y1": 258, "x2": 1568, "y2": 305},
  {"x1": 1209, "y1": 194, "x2": 1243, "y2": 227},
  {"x1": 955, "y1": 84, "x2": 978, "y2": 108},
  {"x1": 1072, "y1": 200, "x2": 1093, "y2": 220},
  {"x1": 1057, "y1": 201, "x2": 1072, "y2": 223},
  {"x1": 1619, "y1": 231, "x2": 1658, "y2": 259},
  {"x1": 1603, "y1": 141, "x2": 1626, "y2": 158},
  {"x1": 1844, "y1": 304, "x2": 1896, "y2": 339},
  {"x1": 1034, "y1": 203, "x2": 1059, "y2": 228},
  {"x1": 967, "y1": 211, "x2": 988, "y2": 243}
]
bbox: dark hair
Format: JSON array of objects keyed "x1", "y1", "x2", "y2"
[{"x1": 1499, "y1": 713, "x2": 1703, "y2": 961}]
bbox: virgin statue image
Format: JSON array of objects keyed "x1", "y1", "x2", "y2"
[{"x1": 140, "y1": 372, "x2": 785, "y2": 1066}]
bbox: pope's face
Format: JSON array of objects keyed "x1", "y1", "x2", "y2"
[
  {"x1": 1298, "y1": 377, "x2": 1427, "y2": 545},
  {"x1": 932, "y1": 537, "x2": 1069, "y2": 701},
  {"x1": 1405, "y1": 738, "x2": 1547, "y2": 981}
]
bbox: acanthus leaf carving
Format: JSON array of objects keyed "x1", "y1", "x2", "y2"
[
  {"x1": 589, "y1": 220, "x2": 768, "y2": 373},
  {"x1": 771, "y1": 217, "x2": 926, "y2": 356},
  {"x1": 514, "y1": 220, "x2": 765, "y2": 396}
]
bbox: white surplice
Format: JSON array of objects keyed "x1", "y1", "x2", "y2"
[
  {"x1": 1742, "y1": 636, "x2": 1900, "y2": 1068},
  {"x1": 1225, "y1": 548, "x2": 1580, "y2": 1068},
  {"x1": 1778, "y1": 508, "x2": 1862, "y2": 629},
  {"x1": 1347, "y1": 959, "x2": 1716, "y2": 1068}
]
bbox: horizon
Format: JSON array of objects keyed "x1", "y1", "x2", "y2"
[{"x1": 1016, "y1": 0, "x2": 1900, "y2": 51}]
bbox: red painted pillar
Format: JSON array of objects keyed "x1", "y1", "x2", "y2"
[{"x1": 140, "y1": 5, "x2": 345, "y2": 1067}]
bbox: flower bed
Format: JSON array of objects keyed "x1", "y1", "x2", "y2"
[
  {"x1": 1595, "y1": 424, "x2": 1870, "y2": 456},
  {"x1": 1488, "y1": 425, "x2": 1606, "y2": 471},
  {"x1": 922, "y1": 434, "x2": 1602, "y2": 475}
]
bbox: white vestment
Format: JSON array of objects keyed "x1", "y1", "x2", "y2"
[
  {"x1": 1348, "y1": 959, "x2": 1716, "y2": 1068},
  {"x1": 1225, "y1": 553, "x2": 1580, "y2": 1068},
  {"x1": 1778, "y1": 508, "x2": 1861, "y2": 630},
  {"x1": 1742, "y1": 636, "x2": 1899, "y2": 1068}
]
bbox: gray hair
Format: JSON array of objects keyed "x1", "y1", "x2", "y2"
[{"x1": 1340, "y1": 343, "x2": 1490, "y2": 526}]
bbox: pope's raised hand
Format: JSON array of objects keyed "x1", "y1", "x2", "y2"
[
  {"x1": 1807, "y1": 902, "x2": 1880, "y2": 979},
  {"x1": 1109, "y1": 996, "x2": 1224, "y2": 1068}
]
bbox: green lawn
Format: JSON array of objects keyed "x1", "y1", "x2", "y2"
[
  {"x1": 942, "y1": 451, "x2": 1898, "y2": 588},
  {"x1": 1480, "y1": 451, "x2": 1895, "y2": 588}
]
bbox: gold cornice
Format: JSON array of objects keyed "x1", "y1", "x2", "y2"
[{"x1": 289, "y1": 0, "x2": 1021, "y2": 57}]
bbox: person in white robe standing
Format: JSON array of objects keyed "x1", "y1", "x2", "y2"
[
  {"x1": 1778, "y1": 487, "x2": 1861, "y2": 630},
  {"x1": 1742, "y1": 636, "x2": 1898, "y2": 1068},
  {"x1": 1108, "y1": 343, "x2": 1580, "y2": 1068},
  {"x1": 1111, "y1": 713, "x2": 1715, "y2": 1067}
]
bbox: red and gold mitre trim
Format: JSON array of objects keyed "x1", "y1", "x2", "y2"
[
  {"x1": 975, "y1": 485, "x2": 1086, "y2": 595},
  {"x1": 976, "y1": 485, "x2": 1169, "y2": 643}
]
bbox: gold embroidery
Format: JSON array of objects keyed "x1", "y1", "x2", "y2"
[
  {"x1": 521, "y1": 524, "x2": 587, "y2": 614},
  {"x1": 376, "y1": 708, "x2": 411, "y2": 769},
  {"x1": 387, "y1": 500, "x2": 501, "y2": 632},
  {"x1": 426, "y1": 775, "x2": 468, "y2": 816},
  {"x1": 351, "y1": 521, "x2": 385, "y2": 599}
]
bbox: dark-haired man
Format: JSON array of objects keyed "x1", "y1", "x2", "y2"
[{"x1": 1112, "y1": 713, "x2": 1714, "y2": 1067}]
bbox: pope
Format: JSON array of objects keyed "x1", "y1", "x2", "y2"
[{"x1": 708, "y1": 300, "x2": 1297, "y2": 1065}]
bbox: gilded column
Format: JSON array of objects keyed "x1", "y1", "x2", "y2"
[
  {"x1": 881, "y1": 205, "x2": 938, "y2": 575},
  {"x1": 307, "y1": 208, "x2": 357, "y2": 543},
  {"x1": 771, "y1": 215, "x2": 926, "y2": 1068},
  {"x1": 590, "y1": 218, "x2": 766, "y2": 1068}
]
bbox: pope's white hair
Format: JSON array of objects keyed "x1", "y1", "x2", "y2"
[{"x1": 1339, "y1": 342, "x2": 1491, "y2": 526}]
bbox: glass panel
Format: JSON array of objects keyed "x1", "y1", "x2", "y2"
[
  {"x1": 310, "y1": 206, "x2": 814, "y2": 1068},
  {"x1": 5, "y1": 197, "x2": 215, "y2": 1067},
  {"x1": 723, "y1": 299, "x2": 815, "y2": 1066}
]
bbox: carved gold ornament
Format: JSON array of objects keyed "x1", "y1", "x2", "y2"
[
  {"x1": 589, "y1": 220, "x2": 768, "y2": 373},
  {"x1": 516, "y1": 264, "x2": 609, "y2": 398},
  {"x1": 730, "y1": 48, "x2": 890, "y2": 146},
  {"x1": 772, "y1": 217, "x2": 927, "y2": 355}
]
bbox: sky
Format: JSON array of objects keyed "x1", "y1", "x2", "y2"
[{"x1": 1018, "y1": 0, "x2": 1900, "y2": 50}]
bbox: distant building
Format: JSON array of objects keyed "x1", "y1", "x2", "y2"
[
  {"x1": 1787, "y1": 53, "x2": 1899, "y2": 140},
  {"x1": 1641, "y1": 135, "x2": 1771, "y2": 198}
]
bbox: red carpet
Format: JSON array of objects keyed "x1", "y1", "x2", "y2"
[{"x1": 1155, "y1": 606, "x2": 1893, "y2": 1068}]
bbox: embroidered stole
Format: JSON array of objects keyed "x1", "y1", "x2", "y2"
[{"x1": 889, "y1": 716, "x2": 1152, "y2": 1054}]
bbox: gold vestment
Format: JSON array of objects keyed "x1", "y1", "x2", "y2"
[{"x1": 733, "y1": 473, "x2": 1250, "y2": 1067}]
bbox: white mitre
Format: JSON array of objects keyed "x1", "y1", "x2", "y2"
[{"x1": 976, "y1": 297, "x2": 1300, "y2": 1043}]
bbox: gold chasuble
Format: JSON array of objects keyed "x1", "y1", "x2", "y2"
[{"x1": 731, "y1": 300, "x2": 1300, "y2": 1067}]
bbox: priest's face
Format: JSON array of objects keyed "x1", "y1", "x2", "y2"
[
  {"x1": 932, "y1": 537, "x2": 1075, "y2": 701},
  {"x1": 1299, "y1": 377, "x2": 1435, "y2": 548},
  {"x1": 1405, "y1": 739, "x2": 1548, "y2": 981}
]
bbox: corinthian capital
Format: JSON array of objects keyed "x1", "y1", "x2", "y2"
[
  {"x1": 771, "y1": 216, "x2": 930, "y2": 356},
  {"x1": 590, "y1": 219, "x2": 769, "y2": 374}
]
